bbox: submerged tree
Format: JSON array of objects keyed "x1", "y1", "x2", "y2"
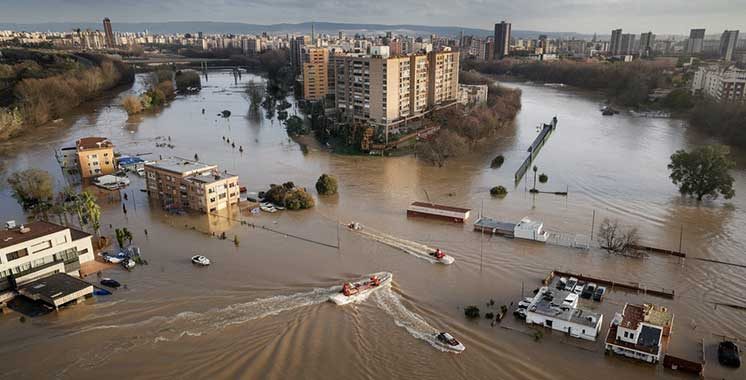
[
  {"x1": 668, "y1": 145, "x2": 735, "y2": 201},
  {"x1": 597, "y1": 218, "x2": 640, "y2": 254},
  {"x1": 315, "y1": 174, "x2": 338, "y2": 195},
  {"x1": 7, "y1": 169, "x2": 54, "y2": 211}
]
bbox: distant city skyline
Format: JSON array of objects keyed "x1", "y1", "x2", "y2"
[{"x1": 1, "y1": 0, "x2": 745, "y2": 35}]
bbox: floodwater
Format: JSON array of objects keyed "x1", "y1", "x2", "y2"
[{"x1": 1, "y1": 71, "x2": 745, "y2": 379}]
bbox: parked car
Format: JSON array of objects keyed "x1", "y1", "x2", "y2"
[
  {"x1": 565, "y1": 277, "x2": 578, "y2": 292},
  {"x1": 513, "y1": 308, "x2": 527, "y2": 320},
  {"x1": 574, "y1": 281, "x2": 586, "y2": 294},
  {"x1": 718, "y1": 341, "x2": 741, "y2": 368},
  {"x1": 581, "y1": 283, "x2": 597, "y2": 299},
  {"x1": 517, "y1": 300, "x2": 531, "y2": 309},
  {"x1": 556, "y1": 277, "x2": 568, "y2": 289},
  {"x1": 593, "y1": 287, "x2": 606, "y2": 302},
  {"x1": 562, "y1": 293, "x2": 579, "y2": 308}
]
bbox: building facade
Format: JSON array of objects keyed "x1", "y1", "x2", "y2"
[
  {"x1": 302, "y1": 47, "x2": 329, "y2": 101},
  {"x1": 687, "y1": 29, "x2": 706, "y2": 55},
  {"x1": 102, "y1": 18, "x2": 115, "y2": 48},
  {"x1": 610, "y1": 29, "x2": 623, "y2": 55},
  {"x1": 639, "y1": 32, "x2": 655, "y2": 57},
  {"x1": 691, "y1": 65, "x2": 746, "y2": 102},
  {"x1": 76, "y1": 137, "x2": 115, "y2": 178},
  {"x1": 144, "y1": 157, "x2": 239, "y2": 213},
  {"x1": 605, "y1": 303, "x2": 674, "y2": 363},
  {"x1": 458, "y1": 84, "x2": 488, "y2": 106},
  {"x1": 0, "y1": 221, "x2": 94, "y2": 296},
  {"x1": 493, "y1": 21, "x2": 511, "y2": 60},
  {"x1": 333, "y1": 50, "x2": 459, "y2": 131},
  {"x1": 720, "y1": 30, "x2": 740, "y2": 62},
  {"x1": 525, "y1": 286, "x2": 604, "y2": 341}
]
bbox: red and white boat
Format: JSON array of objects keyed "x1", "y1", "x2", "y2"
[
  {"x1": 429, "y1": 249, "x2": 455, "y2": 265},
  {"x1": 329, "y1": 272, "x2": 392, "y2": 305}
]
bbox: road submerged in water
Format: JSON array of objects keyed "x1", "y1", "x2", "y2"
[{"x1": 0, "y1": 71, "x2": 745, "y2": 379}]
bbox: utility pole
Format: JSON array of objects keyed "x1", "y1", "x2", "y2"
[
  {"x1": 678, "y1": 224, "x2": 683, "y2": 254},
  {"x1": 590, "y1": 209, "x2": 596, "y2": 241}
]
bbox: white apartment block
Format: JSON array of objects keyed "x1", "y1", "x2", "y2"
[
  {"x1": 691, "y1": 65, "x2": 746, "y2": 102},
  {"x1": 0, "y1": 221, "x2": 94, "y2": 300}
]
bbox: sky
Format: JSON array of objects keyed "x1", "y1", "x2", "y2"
[{"x1": 1, "y1": 0, "x2": 745, "y2": 35}]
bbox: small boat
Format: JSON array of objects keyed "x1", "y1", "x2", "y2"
[
  {"x1": 93, "y1": 288, "x2": 112, "y2": 296},
  {"x1": 329, "y1": 272, "x2": 392, "y2": 305},
  {"x1": 100, "y1": 278, "x2": 121, "y2": 288},
  {"x1": 191, "y1": 255, "x2": 211, "y2": 266},
  {"x1": 434, "y1": 332, "x2": 466, "y2": 352},
  {"x1": 429, "y1": 249, "x2": 455, "y2": 265},
  {"x1": 103, "y1": 254, "x2": 124, "y2": 264},
  {"x1": 273, "y1": 204, "x2": 285, "y2": 210}
]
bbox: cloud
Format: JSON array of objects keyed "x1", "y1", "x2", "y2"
[{"x1": 1, "y1": 0, "x2": 744, "y2": 34}]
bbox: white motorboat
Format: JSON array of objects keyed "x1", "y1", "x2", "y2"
[
  {"x1": 434, "y1": 332, "x2": 466, "y2": 352},
  {"x1": 429, "y1": 249, "x2": 455, "y2": 265},
  {"x1": 191, "y1": 255, "x2": 211, "y2": 266},
  {"x1": 329, "y1": 272, "x2": 392, "y2": 305},
  {"x1": 121, "y1": 258, "x2": 136, "y2": 270}
]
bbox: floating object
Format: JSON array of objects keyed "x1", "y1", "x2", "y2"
[
  {"x1": 191, "y1": 255, "x2": 210, "y2": 266},
  {"x1": 100, "y1": 278, "x2": 121, "y2": 288}
]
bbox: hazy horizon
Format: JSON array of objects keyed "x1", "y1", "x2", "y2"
[{"x1": 1, "y1": 0, "x2": 745, "y2": 35}]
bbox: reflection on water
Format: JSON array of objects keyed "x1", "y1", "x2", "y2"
[{"x1": 0, "y1": 72, "x2": 745, "y2": 380}]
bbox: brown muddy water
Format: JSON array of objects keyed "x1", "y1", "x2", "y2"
[{"x1": 0, "y1": 71, "x2": 745, "y2": 380}]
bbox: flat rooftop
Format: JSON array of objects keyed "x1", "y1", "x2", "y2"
[
  {"x1": 0, "y1": 221, "x2": 67, "y2": 250},
  {"x1": 18, "y1": 273, "x2": 93, "y2": 308},
  {"x1": 187, "y1": 172, "x2": 238, "y2": 184},
  {"x1": 76, "y1": 136, "x2": 113, "y2": 150},
  {"x1": 409, "y1": 202, "x2": 471, "y2": 214},
  {"x1": 529, "y1": 288, "x2": 602, "y2": 328},
  {"x1": 145, "y1": 157, "x2": 217, "y2": 175}
]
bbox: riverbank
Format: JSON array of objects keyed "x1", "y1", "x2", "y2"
[{"x1": 0, "y1": 49, "x2": 134, "y2": 141}]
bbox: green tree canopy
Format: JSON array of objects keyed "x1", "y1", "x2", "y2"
[
  {"x1": 315, "y1": 174, "x2": 338, "y2": 195},
  {"x1": 668, "y1": 145, "x2": 735, "y2": 201}
]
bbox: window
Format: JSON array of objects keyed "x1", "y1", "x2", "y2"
[
  {"x1": 6, "y1": 249, "x2": 28, "y2": 261},
  {"x1": 30, "y1": 239, "x2": 52, "y2": 253},
  {"x1": 629, "y1": 333, "x2": 634, "y2": 340},
  {"x1": 624, "y1": 331, "x2": 629, "y2": 338}
]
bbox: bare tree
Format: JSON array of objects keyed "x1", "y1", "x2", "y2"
[{"x1": 598, "y1": 218, "x2": 640, "y2": 254}]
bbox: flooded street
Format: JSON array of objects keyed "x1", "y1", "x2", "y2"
[{"x1": 0, "y1": 71, "x2": 745, "y2": 379}]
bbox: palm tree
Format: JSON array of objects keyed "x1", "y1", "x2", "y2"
[{"x1": 80, "y1": 191, "x2": 101, "y2": 238}]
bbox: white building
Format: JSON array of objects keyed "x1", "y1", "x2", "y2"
[
  {"x1": 605, "y1": 303, "x2": 674, "y2": 364},
  {"x1": 458, "y1": 84, "x2": 488, "y2": 106},
  {"x1": 525, "y1": 286, "x2": 604, "y2": 341},
  {"x1": 514, "y1": 218, "x2": 548, "y2": 242},
  {"x1": 691, "y1": 65, "x2": 746, "y2": 102},
  {"x1": 0, "y1": 221, "x2": 95, "y2": 305}
]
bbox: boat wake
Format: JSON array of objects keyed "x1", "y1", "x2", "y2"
[
  {"x1": 63, "y1": 286, "x2": 341, "y2": 372},
  {"x1": 372, "y1": 288, "x2": 458, "y2": 353},
  {"x1": 347, "y1": 223, "x2": 448, "y2": 264}
]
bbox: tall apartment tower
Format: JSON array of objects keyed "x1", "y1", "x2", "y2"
[
  {"x1": 620, "y1": 34, "x2": 636, "y2": 55},
  {"x1": 290, "y1": 36, "x2": 310, "y2": 75},
  {"x1": 639, "y1": 32, "x2": 655, "y2": 57},
  {"x1": 493, "y1": 21, "x2": 511, "y2": 60},
  {"x1": 610, "y1": 29, "x2": 623, "y2": 55},
  {"x1": 687, "y1": 28, "x2": 706, "y2": 55},
  {"x1": 102, "y1": 18, "x2": 115, "y2": 48},
  {"x1": 720, "y1": 30, "x2": 740, "y2": 62},
  {"x1": 302, "y1": 47, "x2": 329, "y2": 101}
]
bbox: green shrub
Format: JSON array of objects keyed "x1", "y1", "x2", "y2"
[
  {"x1": 539, "y1": 173, "x2": 548, "y2": 183},
  {"x1": 490, "y1": 155, "x2": 505, "y2": 168},
  {"x1": 464, "y1": 305, "x2": 480, "y2": 319},
  {"x1": 315, "y1": 174, "x2": 338, "y2": 195},
  {"x1": 484, "y1": 312, "x2": 495, "y2": 319},
  {"x1": 490, "y1": 186, "x2": 508, "y2": 197}
]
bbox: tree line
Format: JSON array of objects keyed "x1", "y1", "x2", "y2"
[{"x1": 0, "y1": 49, "x2": 134, "y2": 140}]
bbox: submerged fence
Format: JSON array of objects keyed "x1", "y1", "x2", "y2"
[{"x1": 514, "y1": 116, "x2": 558, "y2": 183}]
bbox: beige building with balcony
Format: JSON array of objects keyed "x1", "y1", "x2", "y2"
[
  {"x1": 76, "y1": 137, "x2": 116, "y2": 178},
  {"x1": 0, "y1": 221, "x2": 94, "y2": 303},
  {"x1": 333, "y1": 49, "x2": 459, "y2": 132},
  {"x1": 144, "y1": 157, "x2": 240, "y2": 213}
]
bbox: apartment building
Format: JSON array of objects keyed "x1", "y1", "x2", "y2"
[
  {"x1": 302, "y1": 47, "x2": 329, "y2": 101},
  {"x1": 605, "y1": 303, "x2": 674, "y2": 363},
  {"x1": 0, "y1": 221, "x2": 94, "y2": 301},
  {"x1": 76, "y1": 137, "x2": 116, "y2": 178},
  {"x1": 691, "y1": 65, "x2": 746, "y2": 102},
  {"x1": 144, "y1": 157, "x2": 239, "y2": 213},
  {"x1": 333, "y1": 49, "x2": 459, "y2": 131}
]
